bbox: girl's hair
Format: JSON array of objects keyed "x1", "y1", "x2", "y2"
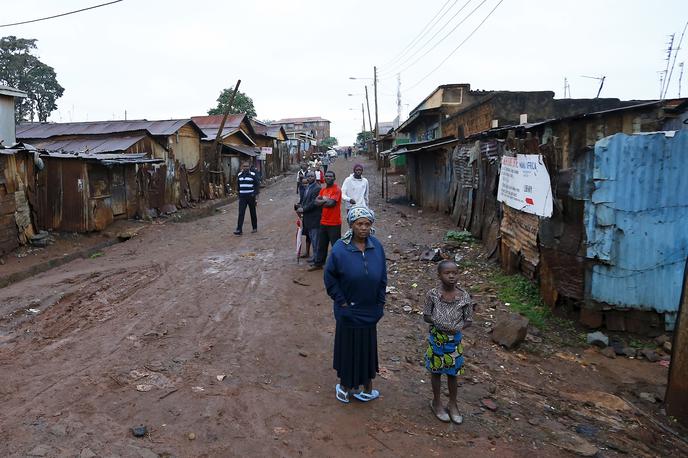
[{"x1": 437, "y1": 260, "x2": 458, "y2": 273}]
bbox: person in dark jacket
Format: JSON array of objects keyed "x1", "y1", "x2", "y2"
[
  {"x1": 324, "y1": 206, "x2": 386, "y2": 403},
  {"x1": 234, "y1": 161, "x2": 259, "y2": 235},
  {"x1": 298, "y1": 171, "x2": 322, "y2": 264}
]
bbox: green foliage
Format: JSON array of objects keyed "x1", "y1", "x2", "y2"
[
  {"x1": 356, "y1": 130, "x2": 374, "y2": 144},
  {"x1": 208, "y1": 87, "x2": 257, "y2": 118},
  {"x1": 0, "y1": 36, "x2": 64, "y2": 122},
  {"x1": 89, "y1": 251, "x2": 104, "y2": 259},
  {"x1": 319, "y1": 136, "x2": 338, "y2": 151},
  {"x1": 491, "y1": 272, "x2": 551, "y2": 329},
  {"x1": 445, "y1": 230, "x2": 474, "y2": 243}
]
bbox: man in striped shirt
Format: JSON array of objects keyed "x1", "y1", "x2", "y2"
[{"x1": 234, "y1": 161, "x2": 259, "y2": 235}]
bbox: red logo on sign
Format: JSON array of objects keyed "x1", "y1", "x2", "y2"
[{"x1": 525, "y1": 197, "x2": 534, "y2": 205}]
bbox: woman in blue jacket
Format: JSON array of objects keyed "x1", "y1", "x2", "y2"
[{"x1": 324, "y1": 206, "x2": 387, "y2": 403}]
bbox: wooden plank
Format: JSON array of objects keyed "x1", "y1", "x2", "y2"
[{"x1": 666, "y1": 259, "x2": 688, "y2": 426}]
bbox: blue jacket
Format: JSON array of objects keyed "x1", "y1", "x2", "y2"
[{"x1": 324, "y1": 236, "x2": 387, "y2": 328}]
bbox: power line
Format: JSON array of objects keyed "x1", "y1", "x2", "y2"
[
  {"x1": 0, "y1": 0, "x2": 123, "y2": 28},
  {"x1": 406, "y1": 0, "x2": 504, "y2": 92},
  {"x1": 381, "y1": 0, "x2": 457, "y2": 68},
  {"x1": 381, "y1": 0, "x2": 486, "y2": 78},
  {"x1": 380, "y1": 0, "x2": 475, "y2": 77}
]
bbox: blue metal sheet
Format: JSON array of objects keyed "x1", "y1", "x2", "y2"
[{"x1": 584, "y1": 131, "x2": 688, "y2": 328}]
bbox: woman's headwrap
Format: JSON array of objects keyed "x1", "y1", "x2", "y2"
[{"x1": 341, "y1": 205, "x2": 375, "y2": 244}]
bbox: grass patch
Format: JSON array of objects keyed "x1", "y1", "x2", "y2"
[
  {"x1": 89, "y1": 251, "x2": 104, "y2": 259},
  {"x1": 491, "y1": 272, "x2": 551, "y2": 329},
  {"x1": 445, "y1": 230, "x2": 474, "y2": 244}
]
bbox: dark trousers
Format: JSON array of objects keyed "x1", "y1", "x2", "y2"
[
  {"x1": 323, "y1": 164, "x2": 329, "y2": 173},
  {"x1": 315, "y1": 224, "x2": 341, "y2": 266},
  {"x1": 236, "y1": 195, "x2": 257, "y2": 232}
]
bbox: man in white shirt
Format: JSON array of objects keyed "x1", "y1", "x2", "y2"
[{"x1": 341, "y1": 163, "x2": 369, "y2": 212}]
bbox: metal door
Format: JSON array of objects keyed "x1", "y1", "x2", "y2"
[{"x1": 111, "y1": 165, "x2": 126, "y2": 216}]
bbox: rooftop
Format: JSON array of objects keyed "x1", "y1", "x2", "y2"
[
  {"x1": 16, "y1": 119, "x2": 204, "y2": 139},
  {"x1": 271, "y1": 116, "x2": 330, "y2": 124}
]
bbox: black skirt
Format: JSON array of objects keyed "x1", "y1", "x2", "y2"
[{"x1": 333, "y1": 321, "x2": 379, "y2": 389}]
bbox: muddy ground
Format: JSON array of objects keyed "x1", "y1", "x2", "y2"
[{"x1": 0, "y1": 158, "x2": 686, "y2": 458}]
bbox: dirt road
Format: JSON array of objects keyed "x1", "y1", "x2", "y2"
[{"x1": 0, "y1": 158, "x2": 684, "y2": 457}]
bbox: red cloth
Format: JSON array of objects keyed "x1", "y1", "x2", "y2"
[{"x1": 319, "y1": 184, "x2": 342, "y2": 226}]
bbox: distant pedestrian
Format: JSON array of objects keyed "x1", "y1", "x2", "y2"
[
  {"x1": 298, "y1": 171, "x2": 322, "y2": 264},
  {"x1": 233, "y1": 161, "x2": 259, "y2": 235},
  {"x1": 324, "y1": 206, "x2": 386, "y2": 403},
  {"x1": 347, "y1": 147, "x2": 352, "y2": 160},
  {"x1": 423, "y1": 260, "x2": 474, "y2": 424},
  {"x1": 341, "y1": 163, "x2": 369, "y2": 212},
  {"x1": 308, "y1": 170, "x2": 342, "y2": 271},
  {"x1": 321, "y1": 151, "x2": 331, "y2": 173},
  {"x1": 296, "y1": 162, "x2": 308, "y2": 196}
]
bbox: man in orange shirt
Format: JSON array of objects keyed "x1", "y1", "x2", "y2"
[{"x1": 308, "y1": 170, "x2": 342, "y2": 271}]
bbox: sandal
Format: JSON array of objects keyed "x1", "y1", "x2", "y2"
[
  {"x1": 353, "y1": 389, "x2": 380, "y2": 402},
  {"x1": 430, "y1": 401, "x2": 450, "y2": 423},
  {"x1": 335, "y1": 384, "x2": 350, "y2": 404}
]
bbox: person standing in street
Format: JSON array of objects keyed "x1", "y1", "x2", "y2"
[
  {"x1": 296, "y1": 162, "x2": 308, "y2": 196},
  {"x1": 234, "y1": 161, "x2": 259, "y2": 235},
  {"x1": 321, "y1": 151, "x2": 331, "y2": 174},
  {"x1": 308, "y1": 170, "x2": 342, "y2": 271},
  {"x1": 298, "y1": 171, "x2": 322, "y2": 265},
  {"x1": 341, "y1": 164, "x2": 369, "y2": 213},
  {"x1": 324, "y1": 206, "x2": 386, "y2": 403}
]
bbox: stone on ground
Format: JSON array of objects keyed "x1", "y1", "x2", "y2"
[
  {"x1": 586, "y1": 331, "x2": 609, "y2": 347},
  {"x1": 491, "y1": 313, "x2": 529, "y2": 349}
]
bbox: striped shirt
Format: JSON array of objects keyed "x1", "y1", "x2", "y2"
[{"x1": 238, "y1": 170, "x2": 259, "y2": 197}]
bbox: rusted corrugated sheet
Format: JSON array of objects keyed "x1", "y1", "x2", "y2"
[
  {"x1": 31, "y1": 135, "x2": 146, "y2": 154},
  {"x1": 17, "y1": 119, "x2": 199, "y2": 139},
  {"x1": 500, "y1": 205, "x2": 539, "y2": 278}
]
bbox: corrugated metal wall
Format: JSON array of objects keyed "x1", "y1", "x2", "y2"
[{"x1": 584, "y1": 131, "x2": 688, "y2": 329}]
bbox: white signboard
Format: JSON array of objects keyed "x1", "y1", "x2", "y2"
[
  {"x1": 497, "y1": 154, "x2": 553, "y2": 217},
  {"x1": 261, "y1": 147, "x2": 273, "y2": 155}
]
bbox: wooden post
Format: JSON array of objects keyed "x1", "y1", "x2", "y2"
[
  {"x1": 213, "y1": 80, "x2": 241, "y2": 181},
  {"x1": 666, "y1": 258, "x2": 688, "y2": 425},
  {"x1": 365, "y1": 86, "x2": 373, "y2": 138}
]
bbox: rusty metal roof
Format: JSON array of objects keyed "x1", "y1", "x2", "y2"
[
  {"x1": 200, "y1": 128, "x2": 256, "y2": 146},
  {"x1": 30, "y1": 135, "x2": 148, "y2": 154},
  {"x1": 192, "y1": 114, "x2": 245, "y2": 129},
  {"x1": 222, "y1": 144, "x2": 258, "y2": 157},
  {"x1": 271, "y1": 116, "x2": 330, "y2": 124},
  {"x1": 41, "y1": 151, "x2": 163, "y2": 164},
  {"x1": 16, "y1": 119, "x2": 204, "y2": 139}
]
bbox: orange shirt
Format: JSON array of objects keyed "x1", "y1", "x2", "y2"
[{"x1": 319, "y1": 184, "x2": 342, "y2": 226}]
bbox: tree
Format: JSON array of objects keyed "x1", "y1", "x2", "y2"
[
  {"x1": 356, "y1": 131, "x2": 374, "y2": 144},
  {"x1": 319, "y1": 136, "x2": 338, "y2": 151},
  {"x1": 0, "y1": 36, "x2": 64, "y2": 122},
  {"x1": 208, "y1": 88, "x2": 257, "y2": 118}
]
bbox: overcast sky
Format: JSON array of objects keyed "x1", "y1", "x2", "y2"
[{"x1": 3, "y1": 0, "x2": 688, "y2": 144}]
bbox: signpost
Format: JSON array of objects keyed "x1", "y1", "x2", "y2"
[{"x1": 497, "y1": 154, "x2": 553, "y2": 218}]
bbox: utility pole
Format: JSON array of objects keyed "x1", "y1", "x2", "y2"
[
  {"x1": 397, "y1": 73, "x2": 402, "y2": 122},
  {"x1": 364, "y1": 86, "x2": 373, "y2": 137},
  {"x1": 361, "y1": 102, "x2": 366, "y2": 141},
  {"x1": 213, "y1": 80, "x2": 241, "y2": 174},
  {"x1": 563, "y1": 77, "x2": 571, "y2": 98},
  {"x1": 373, "y1": 66, "x2": 379, "y2": 141}
]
